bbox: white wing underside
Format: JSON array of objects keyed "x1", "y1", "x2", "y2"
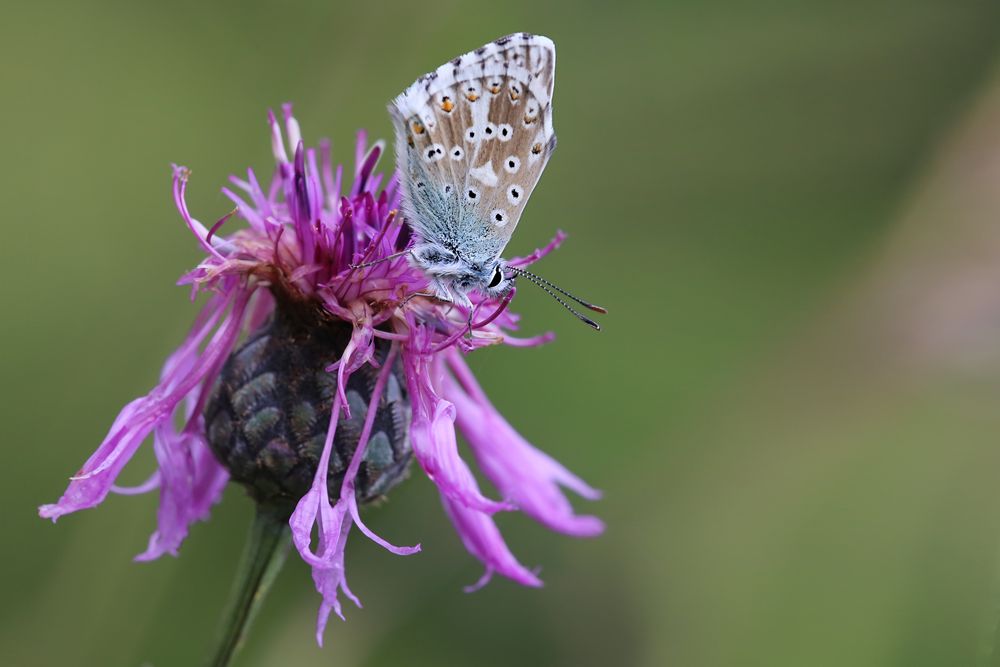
[{"x1": 389, "y1": 33, "x2": 557, "y2": 267}]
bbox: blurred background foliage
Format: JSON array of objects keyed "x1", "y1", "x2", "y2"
[{"x1": 4, "y1": 0, "x2": 1000, "y2": 665}]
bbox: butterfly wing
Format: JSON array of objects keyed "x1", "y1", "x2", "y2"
[{"x1": 389, "y1": 33, "x2": 557, "y2": 267}]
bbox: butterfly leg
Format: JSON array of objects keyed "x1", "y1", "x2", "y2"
[
  {"x1": 400, "y1": 290, "x2": 439, "y2": 308},
  {"x1": 400, "y1": 278, "x2": 453, "y2": 308},
  {"x1": 437, "y1": 288, "x2": 474, "y2": 338},
  {"x1": 349, "y1": 249, "x2": 411, "y2": 270}
]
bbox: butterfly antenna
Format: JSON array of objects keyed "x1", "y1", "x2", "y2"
[
  {"x1": 508, "y1": 266, "x2": 606, "y2": 330},
  {"x1": 509, "y1": 267, "x2": 608, "y2": 313}
]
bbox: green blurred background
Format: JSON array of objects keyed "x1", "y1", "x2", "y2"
[{"x1": 5, "y1": 0, "x2": 1000, "y2": 665}]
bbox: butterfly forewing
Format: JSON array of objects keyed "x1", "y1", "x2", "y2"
[{"x1": 389, "y1": 33, "x2": 556, "y2": 266}]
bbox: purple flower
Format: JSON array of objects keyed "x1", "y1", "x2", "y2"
[{"x1": 39, "y1": 104, "x2": 602, "y2": 645}]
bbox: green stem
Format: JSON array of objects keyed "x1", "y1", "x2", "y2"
[{"x1": 204, "y1": 505, "x2": 292, "y2": 667}]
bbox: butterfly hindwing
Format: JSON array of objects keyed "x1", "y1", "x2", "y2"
[{"x1": 389, "y1": 33, "x2": 556, "y2": 267}]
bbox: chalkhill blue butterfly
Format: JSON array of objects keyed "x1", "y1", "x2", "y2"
[{"x1": 386, "y1": 33, "x2": 606, "y2": 329}]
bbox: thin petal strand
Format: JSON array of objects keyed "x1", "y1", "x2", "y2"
[
  {"x1": 290, "y1": 335, "x2": 419, "y2": 645},
  {"x1": 445, "y1": 350, "x2": 604, "y2": 537},
  {"x1": 39, "y1": 291, "x2": 248, "y2": 524}
]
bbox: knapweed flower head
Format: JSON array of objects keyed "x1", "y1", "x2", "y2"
[{"x1": 39, "y1": 104, "x2": 603, "y2": 645}]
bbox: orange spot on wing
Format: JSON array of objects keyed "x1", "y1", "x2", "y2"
[
  {"x1": 465, "y1": 92, "x2": 479, "y2": 102},
  {"x1": 531, "y1": 143, "x2": 543, "y2": 154},
  {"x1": 412, "y1": 121, "x2": 425, "y2": 134},
  {"x1": 490, "y1": 85, "x2": 501, "y2": 94},
  {"x1": 524, "y1": 115, "x2": 537, "y2": 125},
  {"x1": 509, "y1": 90, "x2": 520, "y2": 101},
  {"x1": 441, "y1": 97, "x2": 454, "y2": 112}
]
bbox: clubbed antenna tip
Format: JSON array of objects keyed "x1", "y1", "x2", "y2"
[{"x1": 508, "y1": 267, "x2": 606, "y2": 330}]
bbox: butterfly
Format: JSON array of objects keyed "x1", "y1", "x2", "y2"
[{"x1": 388, "y1": 33, "x2": 605, "y2": 329}]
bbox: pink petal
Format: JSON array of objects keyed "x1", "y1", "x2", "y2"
[
  {"x1": 444, "y1": 351, "x2": 604, "y2": 537},
  {"x1": 441, "y1": 493, "x2": 542, "y2": 590}
]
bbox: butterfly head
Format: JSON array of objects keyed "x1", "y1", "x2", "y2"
[
  {"x1": 409, "y1": 242, "x2": 513, "y2": 302},
  {"x1": 484, "y1": 261, "x2": 514, "y2": 298},
  {"x1": 441, "y1": 259, "x2": 513, "y2": 300}
]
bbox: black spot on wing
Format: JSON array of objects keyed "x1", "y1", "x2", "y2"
[{"x1": 421, "y1": 70, "x2": 438, "y2": 93}]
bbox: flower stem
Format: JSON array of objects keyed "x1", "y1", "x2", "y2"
[{"x1": 204, "y1": 505, "x2": 292, "y2": 667}]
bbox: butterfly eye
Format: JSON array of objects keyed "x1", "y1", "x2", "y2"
[{"x1": 488, "y1": 267, "x2": 503, "y2": 288}]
